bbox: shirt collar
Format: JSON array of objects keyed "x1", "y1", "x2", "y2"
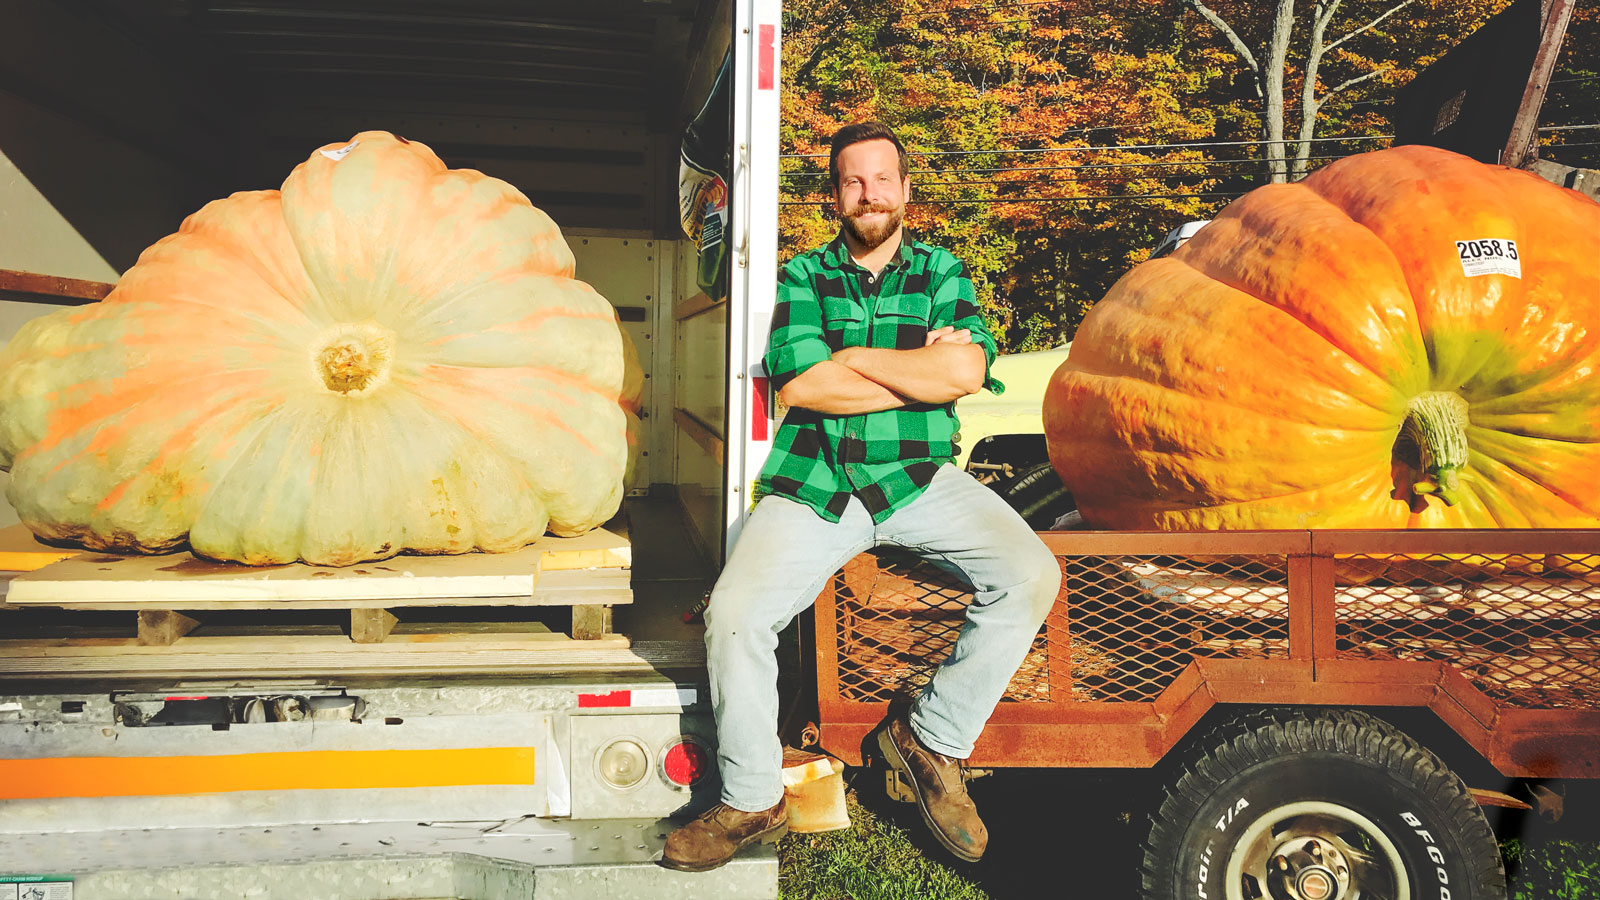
[{"x1": 826, "y1": 230, "x2": 918, "y2": 272}]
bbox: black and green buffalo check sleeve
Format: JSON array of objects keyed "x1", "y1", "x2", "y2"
[
  {"x1": 929, "y1": 258, "x2": 1004, "y2": 396},
  {"x1": 763, "y1": 262, "x2": 834, "y2": 392}
]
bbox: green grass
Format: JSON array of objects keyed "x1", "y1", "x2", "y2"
[
  {"x1": 777, "y1": 792, "x2": 991, "y2": 900},
  {"x1": 1505, "y1": 838, "x2": 1600, "y2": 900}
]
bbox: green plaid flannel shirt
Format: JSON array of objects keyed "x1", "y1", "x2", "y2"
[{"x1": 758, "y1": 232, "x2": 1005, "y2": 523}]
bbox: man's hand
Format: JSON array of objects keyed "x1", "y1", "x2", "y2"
[
  {"x1": 928, "y1": 325, "x2": 972, "y2": 347},
  {"x1": 924, "y1": 326, "x2": 973, "y2": 347}
]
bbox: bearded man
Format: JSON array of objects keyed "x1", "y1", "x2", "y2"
[{"x1": 662, "y1": 122, "x2": 1060, "y2": 872}]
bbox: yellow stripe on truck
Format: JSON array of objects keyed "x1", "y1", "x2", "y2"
[
  {"x1": 0, "y1": 747, "x2": 535, "y2": 799},
  {"x1": 0, "y1": 523, "x2": 81, "y2": 572}
]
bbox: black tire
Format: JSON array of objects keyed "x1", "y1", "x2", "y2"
[
  {"x1": 1142, "y1": 708, "x2": 1506, "y2": 900},
  {"x1": 993, "y1": 461, "x2": 1074, "y2": 530}
]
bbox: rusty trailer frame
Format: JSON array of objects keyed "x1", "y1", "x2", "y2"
[{"x1": 813, "y1": 529, "x2": 1600, "y2": 778}]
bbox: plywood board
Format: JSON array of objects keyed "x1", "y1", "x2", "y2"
[
  {"x1": 6, "y1": 532, "x2": 632, "y2": 607},
  {"x1": 536, "y1": 524, "x2": 631, "y2": 571}
]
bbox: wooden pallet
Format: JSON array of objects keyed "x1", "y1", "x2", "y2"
[
  {"x1": 0, "y1": 519, "x2": 631, "y2": 645},
  {"x1": 0, "y1": 628, "x2": 714, "y2": 680}
]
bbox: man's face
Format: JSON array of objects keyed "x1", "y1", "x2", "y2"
[{"x1": 834, "y1": 138, "x2": 909, "y2": 251}]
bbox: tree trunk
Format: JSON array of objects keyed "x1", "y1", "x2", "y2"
[{"x1": 1262, "y1": 1, "x2": 1297, "y2": 183}]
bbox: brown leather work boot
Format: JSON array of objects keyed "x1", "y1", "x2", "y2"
[
  {"x1": 877, "y1": 713, "x2": 988, "y2": 862},
  {"x1": 659, "y1": 798, "x2": 788, "y2": 872}
]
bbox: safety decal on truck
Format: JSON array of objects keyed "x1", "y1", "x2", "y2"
[
  {"x1": 758, "y1": 24, "x2": 777, "y2": 90},
  {"x1": 752, "y1": 376, "x2": 771, "y2": 442},
  {"x1": 578, "y1": 688, "x2": 698, "y2": 709},
  {"x1": 0, "y1": 748, "x2": 535, "y2": 800},
  {"x1": 0, "y1": 876, "x2": 73, "y2": 900},
  {"x1": 1455, "y1": 238, "x2": 1521, "y2": 278}
]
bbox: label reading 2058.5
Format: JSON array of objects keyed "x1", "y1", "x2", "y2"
[{"x1": 1455, "y1": 238, "x2": 1521, "y2": 278}]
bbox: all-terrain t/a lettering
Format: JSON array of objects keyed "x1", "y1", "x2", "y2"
[{"x1": 1214, "y1": 798, "x2": 1249, "y2": 832}]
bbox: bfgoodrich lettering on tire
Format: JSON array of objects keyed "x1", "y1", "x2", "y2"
[{"x1": 1141, "y1": 708, "x2": 1506, "y2": 900}]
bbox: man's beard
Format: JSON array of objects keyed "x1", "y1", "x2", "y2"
[{"x1": 841, "y1": 203, "x2": 904, "y2": 251}]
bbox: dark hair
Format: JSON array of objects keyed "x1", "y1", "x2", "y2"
[{"x1": 828, "y1": 122, "x2": 909, "y2": 192}]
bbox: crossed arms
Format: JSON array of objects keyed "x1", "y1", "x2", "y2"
[{"x1": 777, "y1": 327, "x2": 987, "y2": 415}]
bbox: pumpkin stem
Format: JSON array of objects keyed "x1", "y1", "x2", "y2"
[
  {"x1": 315, "y1": 322, "x2": 394, "y2": 395},
  {"x1": 1403, "y1": 391, "x2": 1470, "y2": 507}
]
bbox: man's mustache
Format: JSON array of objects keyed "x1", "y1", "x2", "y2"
[{"x1": 844, "y1": 203, "x2": 897, "y2": 216}]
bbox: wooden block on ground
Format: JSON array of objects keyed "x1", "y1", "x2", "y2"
[
  {"x1": 572, "y1": 604, "x2": 613, "y2": 641},
  {"x1": 137, "y1": 610, "x2": 198, "y2": 646},
  {"x1": 350, "y1": 608, "x2": 398, "y2": 644}
]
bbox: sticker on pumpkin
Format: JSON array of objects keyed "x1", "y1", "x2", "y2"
[
  {"x1": 1454, "y1": 238, "x2": 1521, "y2": 278},
  {"x1": 319, "y1": 140, "x2": 360, "y2": 161}
]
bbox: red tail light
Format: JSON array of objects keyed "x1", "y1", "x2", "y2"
[{"x1": 661, "y1": 738, "x2": 710, "y2": 787}]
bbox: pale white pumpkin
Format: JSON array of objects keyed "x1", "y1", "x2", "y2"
[{"x1": 0, "y1": 131, "x2": 633, "y2": 566}]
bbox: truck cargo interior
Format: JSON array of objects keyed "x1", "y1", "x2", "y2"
[{"x1": 0, "y1": 0, "x2": 737, "y2": 666}]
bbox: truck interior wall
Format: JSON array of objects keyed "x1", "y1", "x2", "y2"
[
  {"x1": 666, "y1": 0, "x2": 733, "y2": 566},
  {"x1": 234, "y1": 107, "x2": 672, "y2": 235},
  {"x1": 0, "y1": 3, "x2": 235, "y2": 273},
  {"x1": 561, "y1": 231, "x2": 674, "y2": 493},
  {"x1": 673, "y1": 240, "x2": 730, "y2": 566}
]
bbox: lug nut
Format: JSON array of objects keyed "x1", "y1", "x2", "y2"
[{"x1": 1274, "y1": 854, "x2": 1291, "y2": 872}]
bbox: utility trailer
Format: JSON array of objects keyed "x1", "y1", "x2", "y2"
[{"x1": 809, "y1": 531, "x2": 1600, "y2": 896}]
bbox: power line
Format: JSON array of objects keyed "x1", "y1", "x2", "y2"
[
  {"x1": 780, "y1": 154, "x2": 1349, "y2": 177},
  {"x1": 782, "y1": 134, "x2": 1393, "y2": 159},
  {"x1": 781, "y1": 191, "x2": 1245, "y2": 206},
  {"x1": 789, "y1": 121, "x2": 1157, "y2": 155},
  {"x1": 796, "y1": 169, "x2": 1277, "y2": 188},
  {"x1": 903, "y1": 176, "x2": 1230, "y2": 187},
  {"x1": 847, "y1": 2, "x2": 1101, "y2": 24}
]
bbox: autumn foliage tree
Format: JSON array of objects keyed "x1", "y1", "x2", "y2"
[{"x1": 778, "y1": 0, "x2": 1590, "y2": 351}]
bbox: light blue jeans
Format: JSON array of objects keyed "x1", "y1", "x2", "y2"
[{"x1": 705, "y1": 463, "x2": 1062, "y2": 812}]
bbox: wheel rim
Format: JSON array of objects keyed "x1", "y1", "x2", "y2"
[{"x1": 1222, "y1": 800, "x2": 1410, "y2": 900}]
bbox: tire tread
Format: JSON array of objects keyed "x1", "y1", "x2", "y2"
[{"x1": 1139, "y1": 707, "x2": 1505, "y2": 899}]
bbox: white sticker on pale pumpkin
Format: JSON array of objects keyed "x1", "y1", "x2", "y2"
[
  {"x1": 320, "y1": 140, "x2": 360, "y2": 162},
  {"x1": 1455, "y1": 238, "x2": 1521, "y2": 278}
]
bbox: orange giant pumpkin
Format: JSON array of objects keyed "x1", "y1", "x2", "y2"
[
  {"x1": 0, "y1": 132, "x2": 638, "y2": 566},
  {"x1": 1044, "y1": 145, "x2": 1599, "y2": 530}
]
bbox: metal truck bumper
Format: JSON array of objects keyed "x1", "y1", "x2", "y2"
[{"x1": 2, "y1": 817, "x2": 777, "y2": 900}]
